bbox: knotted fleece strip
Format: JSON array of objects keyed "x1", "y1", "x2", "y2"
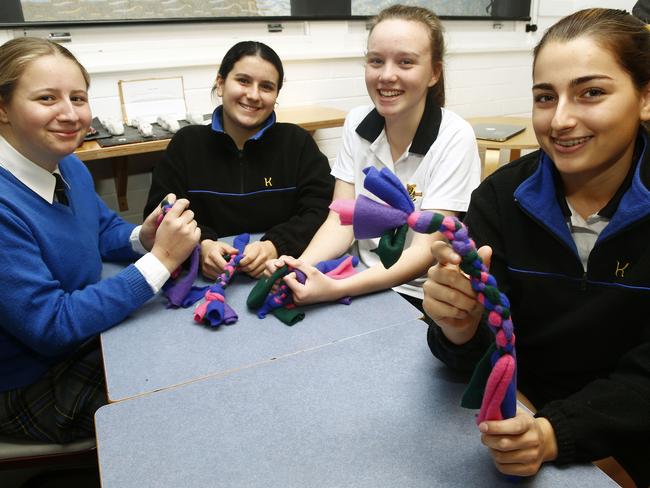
[
  {"x1": 246, "y1": 255, "x2": 359, "y2": 326},
  {"x1": 330, "y1": 166, "x2": 516, "y2": 423},
  {"x1": 191, "y1": 233, "x2": 250, "y2": 327},
  {"x1": 157, "y1": 201, "x2": 201, "y2": 308}
]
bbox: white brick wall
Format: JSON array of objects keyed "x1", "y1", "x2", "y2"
[{"x1": 5, "y1": 0, "x2": 635, "y2": 222}]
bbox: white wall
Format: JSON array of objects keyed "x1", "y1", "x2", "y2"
[{"x1": 0, "y1": 0, "x2": 635, "y2": 222}]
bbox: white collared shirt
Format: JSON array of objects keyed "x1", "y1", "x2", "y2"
[
  {"x1": 0, "y1": 134, "x2": 169, "y2": 292},
  {"x1": 565, "y1": 199, "x2": 609, "y2": 271},
  {"x1": 0, "y1": 134, "x2": 59, "y2": 204}
]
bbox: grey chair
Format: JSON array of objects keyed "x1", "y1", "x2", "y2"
[{"x1": 0, "y1": 435, "x2": 96, "y2": 471}]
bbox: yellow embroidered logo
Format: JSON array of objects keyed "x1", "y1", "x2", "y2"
[
  {"x1": 615, "y1": 261, "x2": 630, "y2": 278},
  {"x1": 264, "y1": 177, "x2": 273, "y2": 187},
  {"x1": 406, "y1": 184, "x2": 422, "y2": 201}
]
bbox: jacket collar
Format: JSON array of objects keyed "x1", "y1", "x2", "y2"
[
  {"x1": 514, "y1": 130, "x2": 650, "y2": 248},
  {"x1": 355, "y1": 92, "x2": 442, "y2": 155},
  {"x1": 210, "y1": 105, "x2": 276, "y2": 141},
  {"x1": 604, "y1": 130, "x2": 650, "y2": 240}
]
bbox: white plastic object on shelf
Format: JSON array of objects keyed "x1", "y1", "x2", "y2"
[
  {"x1": 131, "y1": 117, "x2": 153, "y2": 137},
  {"x1": 157, "y1": 115, "x2": 180, "y2": 133},
  {"x1": 185, "y1": 111, "x2": 206, "y2": 125},
  {"x1": 98, "y1": 116, "x2": 124, "y2": 136}
]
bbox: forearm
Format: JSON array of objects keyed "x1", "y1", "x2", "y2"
[
  {"x1": 330, "y1": 232, "x2": 439, "y2": 299},
  {"x1": 297, "y1": 178, "x2": 355, "y2": 263},
  {"x1": 2, "y1": 265, "x2": 153, "y2": 357},
  {"x1": 299, "y1": 212, "x2": 355, "y2": 264}
]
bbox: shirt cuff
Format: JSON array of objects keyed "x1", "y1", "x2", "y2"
[
  {"x1": 130, "y1": 225, "x2": 148, "y2": 255},
  {"x1": 134, "y1": 252, "x2": 170, "y2": 294}
]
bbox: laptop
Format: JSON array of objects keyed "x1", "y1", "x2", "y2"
[{"x1": 472, "y1": 122, "x2": 526, "y2": 142}]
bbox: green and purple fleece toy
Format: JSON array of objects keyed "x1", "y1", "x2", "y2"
[{"x1": 246, "y1": 254, "x2": 360, "y2": 326}]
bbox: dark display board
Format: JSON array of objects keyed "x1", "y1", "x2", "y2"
[{"x1": 0, "y1": 1, "x2": 531, "y2": 27}]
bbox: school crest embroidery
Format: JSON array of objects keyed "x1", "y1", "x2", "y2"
[
  {"x1": 406, "y1": 183, "x2": 422, "y2": 201},
  {"x1": 615, "y1": 260, "x2": 629, "y2": 278}
]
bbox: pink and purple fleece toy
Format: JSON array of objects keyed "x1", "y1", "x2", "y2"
[
  {"x1": 330, "y1": 166, "x2": 517, "y2": 424},
  {"x1": 190, "y1": 233, "x2": 250, "y2": 327},
  {"x1": 156, "y1": 201, "x2": 249, "y2": 328}
]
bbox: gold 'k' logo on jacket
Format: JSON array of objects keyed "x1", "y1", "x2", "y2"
[
  {"x1": 264, "y1": 177, "x2": 273, "y2": 187},
  {"x1": 615, "y1": 260, "x2": 630, "y2": 278}
]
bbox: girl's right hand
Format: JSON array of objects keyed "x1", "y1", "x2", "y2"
[
  {"x1": 151, "y1": 199, "x2": 201, "y2": 273},
  {"x1": 200, "y1": 239, "x2": 238, "y2": 280},
  {"x1": 422, "y1": 241, "x2": 491, "y2": 345}
]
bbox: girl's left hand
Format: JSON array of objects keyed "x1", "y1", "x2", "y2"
[
  {"x1": 278, "y1": 256, "x2": 343, "y2": 305},
  {"x1": 479, "y1": 408, "x2": 558, "y2": 477},
  {"x1": 240, "y1": 240, "x2": 278, "y2": 278}
]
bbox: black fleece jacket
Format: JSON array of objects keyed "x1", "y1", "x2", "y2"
[
  {"x1": 144, "y1": 120, "x2": 334, "y2": 257},
  {"x1": 429, "y1": 137, "x2": 650, "y2": 486}
]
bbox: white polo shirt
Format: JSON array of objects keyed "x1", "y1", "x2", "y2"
[{"x1": 331, "y1": 101, "x2": 481, "y2": 298}]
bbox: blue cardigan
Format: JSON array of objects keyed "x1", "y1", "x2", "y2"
[{"x1": 0, "y1": 155, "x2": 154, "y2": 391}]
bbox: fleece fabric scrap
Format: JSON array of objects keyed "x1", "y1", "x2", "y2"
[{"x1": 157, "y1": 201, "x2": 202, "y2": 308}]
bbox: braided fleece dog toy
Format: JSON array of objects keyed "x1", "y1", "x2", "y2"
[
  {"x1": 192, "y1": 233, "x2": 250, "y2": 327},
  {"x1": 330, "y1": 167, "x2": 516, "y2": 423}
]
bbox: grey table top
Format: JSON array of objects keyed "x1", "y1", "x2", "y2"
[
  {"x1": 100, "y1": 261, "x2": 422, "y2": 402},
  {"x1": 95, "y1": 320, "x2": 616, "y2": 488}
]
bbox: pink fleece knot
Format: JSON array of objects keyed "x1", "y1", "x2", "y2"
[
  {"x1": 194, "y1": 302, "x2": 208, "y2": 322},
  {"x1": 442, "y1": 216, "x2": 457, "y2": 231},
  {"x1": 495, "y1": 329, "x2": 507, "y2": 348},
  {"x1": 488, "y1": 311, "x2": 502, "y2": 327},
  {"x1": 204, "y1": 291, "x2": 224, "y2": 303},
  {"x1": 329, "y1": 200, "x2": 356, "y2": 226},
  {"x1": 477, "y1": 354, "x2": 516, "y2": 424}
]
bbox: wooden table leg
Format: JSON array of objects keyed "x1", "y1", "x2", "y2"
[
  {"x1": 482, "y1": 148, "x2": 500, "y2": 179},
  {"x1": 111, "y1": 157, "x2": 129, "y2": 212},
  {"x1": 510, "y1": 149, "x2": 521, "y2": 162}
]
